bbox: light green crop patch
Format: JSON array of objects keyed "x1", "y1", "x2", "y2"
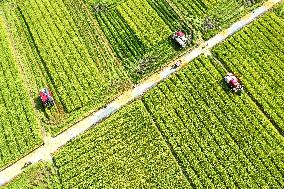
[{"x1": 117, "y1": 0, "x2": 172, "y2": 48}]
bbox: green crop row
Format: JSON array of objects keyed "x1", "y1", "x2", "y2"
[
  {"x1": 213, "y1": 12, "x2": 284, "y2": 132},
  {"x1": 94, "y1": 0, "x2": 189, "y2": 82},
  {"x1": 95, "y1": 9, "x2": 146, "y2": 63},
  {"x1": 0, "y1": 12, "x2": 42, "y2": 170},
  {"x1": 53, "y1": 101, "x2": 189, "y2": 188}
]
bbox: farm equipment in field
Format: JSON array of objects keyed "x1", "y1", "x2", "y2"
[
  {"x1": 39, "y1": 88, "x2": 54, "y2": 108},
  {"x1": 224, "y1": 73, "x2": 244, "y2": 94},
  {"x1": 172, "y1": 31, "x2": 188, "y2": 48}
]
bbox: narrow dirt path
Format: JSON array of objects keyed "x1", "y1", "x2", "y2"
[{"x1": 0, "y1": 0, "x2": 282, "y2": 185}]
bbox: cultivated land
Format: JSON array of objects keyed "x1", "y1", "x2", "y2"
[
  {"x1": 92, "y1": 0, "x2": 268, "y2": 81},
  {"x1": 0, "y1": 14, "x2": 42, "y2": 170},
  {"x1": 1, "y1": 0, "x2": 131, "y2": 136},
  {"x1": 54, "y1": 101, "x2": 189, "y2": 188},
  {"x1": 0, "y1": 0, "x2": 283, "y2": 188},
  {"x1": 143, "y1": 56, "x2": 284, "y2": 188},
  {"x1": 0, "y1": 0, "x2": 271, "y2": 137},
  {"x1": 213, "y1": 12, "x2": 284, "y2": 132}
]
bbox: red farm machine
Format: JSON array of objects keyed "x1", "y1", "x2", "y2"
[
  {"x1": 172, "y1": 31, "x2": 188, "y2": 48},
  {"x1": 39, "y1": 88, "x2": 55, "y2": 108},
  {"x1": 224, "y1": 73, "x2": 244, "y2": 94}
]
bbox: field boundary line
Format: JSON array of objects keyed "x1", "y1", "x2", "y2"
[{"x1": 0, "y1": 0, "x2": 282, "y2": 185}]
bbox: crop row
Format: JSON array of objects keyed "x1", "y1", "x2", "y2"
[
  {"x1": 53, "y1": 101, "x2": 189, "y2": 188},
  {"x1": 213, "y1": 12, "x2": 284, "y2": 132},
  {"x1": 95, "y1": 9, "x2": 146, "y2": 63},
  {"x1": 0, "y1": 12, "x2": 42, "y2": 169},
  {"x1": 143, "y1": 56, "x2": 284, "y2": 188}
]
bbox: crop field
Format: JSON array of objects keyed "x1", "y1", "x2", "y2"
[
  {"x1": 94, "y1": 0, "x2": 189, "y2": 81},
  {"x1": 0, "y1": 14, "x2": 42, "y2": 170},
  {"x1": 170, "y1": 0, "x2": 266, "y2": 38},
  {"x1": 142, "y1": 56, "x2": 284, "y2": 188},
  {"x1": 0, "y1": 0, "x2": 272, "y2": 137},
  {"x1": 1, "y1": 0, "x2": 131, "y2": 135},
  {"x1": 213, "y1": 12, "x2": 284, "y2": 132},
  {"x1": 0, "y1": 0, "x2": 284, "y2": 188},
  {"x1": 52, "y1": 55, "x2": 284, "y2": 188},
  {"x1": 53, "y1": 101, "x2": 189, "y2": 188}
]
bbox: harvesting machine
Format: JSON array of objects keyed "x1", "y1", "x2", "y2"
[
  {"x1": 39, "y1": 88, "x2": 55, "y2": 108},
  {"x1": 224, "y1": 73, "x2": 244, "y2": 94},
  {"x1": 172, "y1": 31, "x2": 188, "y2": 48}
]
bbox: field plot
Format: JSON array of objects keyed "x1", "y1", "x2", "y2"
[
  {"x1": 53, "y1": 101, "x2": 189, "y2": 188},
  {"x1": 2, "y1": 0, "x2": 131, "y2": 136},
  {"x1": 143, "y1": 57, "x2": 284, "y2": 188},
  {"x1": 0, "y1": 161, "x2": 61, "y2": 189},
  {"x1": 0, "y1": 13, "x2": 42, "y2": 170},
  {"x1": 213, "y1": 12, "x2": 284, "y2": 133}
]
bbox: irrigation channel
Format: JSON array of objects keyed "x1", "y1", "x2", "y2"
[{"x1": 0, "y1": 0, "x2": 282, "y2": 185}]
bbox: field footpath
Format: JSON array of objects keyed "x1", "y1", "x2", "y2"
[{"x1": 0, "y1": 0, "x2": 282, "y2": 185}]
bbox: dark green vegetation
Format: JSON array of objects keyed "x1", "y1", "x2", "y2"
[
  {"x1": 53, "y1": 101, "x2": 189, "y2": 188},
  {"x1": 0, "y1": 12, "x2": 42, "y2": 170},
  {"x1": 275, "y1": 1, "x2": 284, "y2": 18},
  {"x1": 0, "y1": 161, "x2": 61, "y2": 189}
]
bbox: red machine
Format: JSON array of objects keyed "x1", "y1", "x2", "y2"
[
  {"x1": 224, "y1": 73, "x2": 244, "y2": 93},
  {"x1": 40, "y1": 88, "x2": 54, "y2": 108},
  {"x1": 172, "y1": 31, "x2": 188, "y2": 48}
]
